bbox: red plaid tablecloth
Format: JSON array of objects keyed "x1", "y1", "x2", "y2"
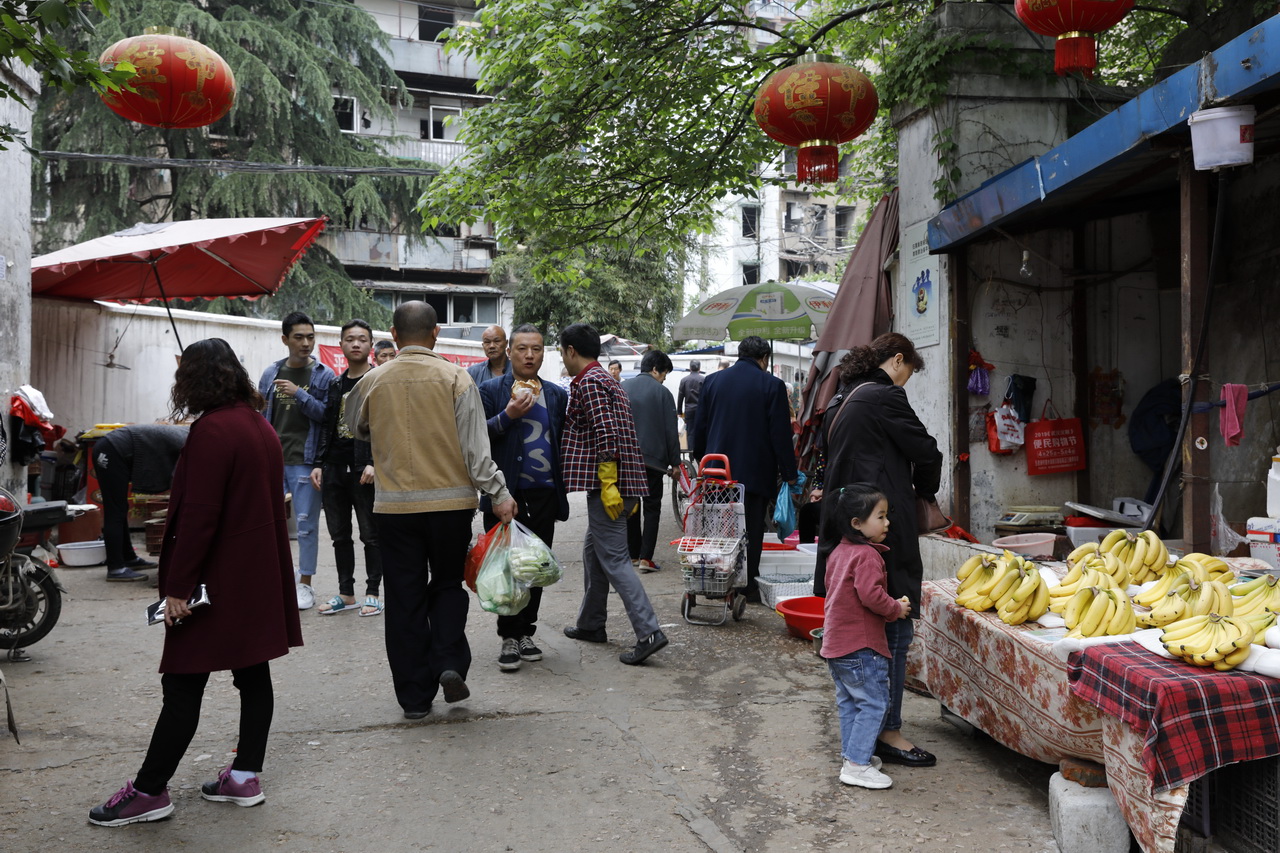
[{"x1": 1068, "y1": 642, "x2": 1280, "y2": 792}]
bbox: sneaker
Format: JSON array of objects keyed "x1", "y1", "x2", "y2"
[
  {"x1": 439, "y1": 669, "x2": 470, "y2": 703},
  {"x1": 201, "y1": 766, "x2": 265, "y2": 807},
  {"x1": 517, "y1": 636, "x2": 543, "y2": 661},
  {"x1": 839, "y1": 760, "x2": 893, "y2": 789},
  {"x1": 619, "y1": 629, "x2": 668, "y2": 665},
  {"x1": 88, "y1": 780, "x2": 174, "y2": 826},
  {"x1": 123, "y1": 556, "x2": 159, "y2": 569},
  {"x1": 563, "y1": 625, "x2": 608, "y2": 644},
  {"x1": 498, "y1": 638, "x2": 522, "y2": 671},
  {"x1": 296, "y1": 582, "x2": 315, "y2": 610},
  {"x1": 106, "y1": 567, "x2": 149, "y2": 582}
]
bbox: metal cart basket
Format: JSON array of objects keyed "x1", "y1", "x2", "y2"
[{"x1": 676, "y1": 455, "x2": 747, "y2": 625}]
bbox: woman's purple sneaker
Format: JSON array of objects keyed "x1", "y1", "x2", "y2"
[
  {"x1": 200, "y1": 766, "x2": 265, "y2": 807},
  {"x1": 88, "y1": 780, "x2": 174, "y2": 826}
]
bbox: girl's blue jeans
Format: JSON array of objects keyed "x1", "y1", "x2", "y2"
[{"x1": 827, "y1": 648, "x2": 891, "y2": 765}]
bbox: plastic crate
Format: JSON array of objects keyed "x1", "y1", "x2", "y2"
[
  {"x1": 1180, "y1": 771, "x2": 1213, "y2": 839},
  {"x1": 758, "y1": 574, "x2": 814, "y2": 610},
  {"x1": 1214, "y1": 756, "x2": 1280, "y2": 853}
]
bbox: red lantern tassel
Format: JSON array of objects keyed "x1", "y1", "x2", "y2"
[
  {"x1": 1055, "y1": 33, "x2": 1097, "y2": 78},
  {"x1": 797, "y1": 143, "x2": 839, "y2": 184}
]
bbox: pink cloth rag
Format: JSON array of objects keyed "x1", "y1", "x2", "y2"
[{"x1": 1221, "y1": 383, "x2": 1248, "y2": 446}]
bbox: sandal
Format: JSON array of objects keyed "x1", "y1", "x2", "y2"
[
  {"x1": 359, "y1": 596, "x2": 384, "y2": 617},
  {"x1": 318, "y1": 595, "x2": 358, "y2": 615}
]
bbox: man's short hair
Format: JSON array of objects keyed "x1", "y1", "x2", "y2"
[
  {"x1": 341, "y1": 318, "x2": 372, "y2": 337},
  {"x1": 282, "y1": 311, "x2": 313, "y2": 336},
  {"x1": 738, "y1": 336, "x2": 772, "y2": 361},
  {"x1": 608, "y1": 360, "x2": 622, "y2": 369},
  {"x1": 689, "y1": 360, "x2": 701, "y2": 372},
  {"x1": 510, "y1": 323, "x2": 542, "y2": 339},
  {"x1": 373, "y1": 340, "x2": 395, "y2": 353},
  {"x1": 392, "y1": 301, "x2": 439, "y2": 343},
  {"x1": 640, "y1": 350, "x2": 672, "y2": 374},
  {"x1": 559, "y1": 323, "x2": 602, "y2": 359}
]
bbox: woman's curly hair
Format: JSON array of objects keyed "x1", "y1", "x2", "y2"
[
  {"x1": 837, "y1": 332, "x2": 926, "y2": 384},
  {"x1": 170, "y1": 338, "x2": 265, "y2": 419}
]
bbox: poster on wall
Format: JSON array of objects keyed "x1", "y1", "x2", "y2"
[{"x1": 898, "y1": 220, "x2": 941, "y2": 348}]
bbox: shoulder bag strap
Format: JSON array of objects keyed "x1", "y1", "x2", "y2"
[{"x1": 825, "y1": 381, "x2": 878, "y2": 445}]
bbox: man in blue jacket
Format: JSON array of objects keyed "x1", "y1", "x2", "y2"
[
  {"x1": 258, "y1": 311, "x2": 335, "y2": 610},
  {"x1": 692, "y1": 336, "x2": 797, "y2": 603},
  {"x1": 477, "y1": 324, "x2": 569, "y2": 672}
]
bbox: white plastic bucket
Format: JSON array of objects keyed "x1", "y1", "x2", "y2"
[{"x1": 1187, "y1": 105, "x2": 1255, "y2": 170}]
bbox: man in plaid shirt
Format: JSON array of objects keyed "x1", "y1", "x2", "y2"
[{"x1": 558, "y1": 323, "x2": 668, "y2": 665}]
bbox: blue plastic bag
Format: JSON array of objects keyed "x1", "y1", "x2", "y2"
[{"x1": 773, "y1": 472, "x2": 807, "y2": 540}]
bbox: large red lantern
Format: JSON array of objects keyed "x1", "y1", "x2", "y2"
[
  {"x1": 753, "y1": 58, "x2": 878, "y2": 184},
  {"x1": 98, "y1": 30, "x2": 236, "y2": 129},
  {"x1": 1014, "y1": 0, "x2": 1135, "y2": 78}
]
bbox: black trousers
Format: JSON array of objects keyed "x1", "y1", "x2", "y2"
[
  {"x1": 744, "y1": 491, "x2": 767, "y2": 598},
  {"x1": 321, "y1": 462, "x2": 382, "y2": 597},
  {"x1": 92, "y1": 441, "x2": 140, "y2": 571},
  {"x1": 626, "y1": 468, "x2": 665, "y2": 562},
  {"x1": 133, "y1": 662, "x2": 273, "y2": 795},
  {"x1": 376, "y1": 509, "x2": 472, "y2": 712},
  {"x1": 483, "y1": 487, "x2": 557, "y2": 639}
]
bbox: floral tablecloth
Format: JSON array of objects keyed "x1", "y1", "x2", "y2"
[{"x1": 916, "y1": 578, "x2": 1188, "y2": 853}]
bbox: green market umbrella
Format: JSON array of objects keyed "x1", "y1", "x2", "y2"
[{"x1": 672, "y1": 281, "x2": 837, "y2": 342}]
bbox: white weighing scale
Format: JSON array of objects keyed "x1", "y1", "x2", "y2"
[{"x1": 998, "y1": 505, "x2": 1064, "y2": 527}]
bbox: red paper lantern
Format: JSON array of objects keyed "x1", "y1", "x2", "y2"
[
  {"x1": 99, "y1": 31, "x2": 236, "y2": 129},
  {"x1": 1014, "y1": 0, "x2": 1135, "y2": 78},
  {"x1": 753, "y1": 58, "x2": 878, "y2": 184}
]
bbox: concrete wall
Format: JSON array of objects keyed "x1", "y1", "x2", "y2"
[{"x1": 1, "y1": 62, "x2": 38, "y2": 496}]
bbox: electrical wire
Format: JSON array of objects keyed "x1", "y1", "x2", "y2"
[{"x1": 36, "y1": 150, "x2": 439, "y2": 177}]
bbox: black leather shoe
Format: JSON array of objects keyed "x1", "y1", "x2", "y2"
[
  {"x1": 619, "y1": 629, "x2": 668, "y2": 665},
  {"x1": 403, "y1": 707, "x2": 431, "y2": 720},
  {"x1": 874, "y1": 741, "x2": 937, "y2": 767},
  {"x1": 564, "y1": 625, "x2": 608, "y2": 643},
  {"x1": 439, "y1": 670, "x2": 470, "y2": 704},
  {"x1": 124, "y1": 556, "x2": 159, "y2": 569}
]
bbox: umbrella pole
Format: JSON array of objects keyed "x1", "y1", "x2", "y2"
[{"x1": 151, "y1": 264, "x2": 185, "y2": 352}]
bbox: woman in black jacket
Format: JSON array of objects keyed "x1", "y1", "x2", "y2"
[{"x1": 815, "y1": 332, "x2": 942, "y2": 768}]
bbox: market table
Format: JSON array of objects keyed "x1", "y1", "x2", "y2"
[{"x1": 916, "y1": 577, "x2": 1199, "y2": 853}]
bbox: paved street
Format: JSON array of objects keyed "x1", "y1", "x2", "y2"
[{"x1": 2, "y1": 492, "x2": 1057, "y2": 852}]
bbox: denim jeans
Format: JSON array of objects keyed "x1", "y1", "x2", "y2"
[
  {"x1": 884, "y1": 618, "x2": 915, "y2": 732},
  {"x1": 827, "y1": 649, "x2": 890, "y2": 765},
  {"x1": 284, "y1": 464, "x2": 320, "y2": 578}
]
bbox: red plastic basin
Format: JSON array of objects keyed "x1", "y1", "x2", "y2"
[{"x1": 776, "y1": 596, "x2": 825, "y2": 639}]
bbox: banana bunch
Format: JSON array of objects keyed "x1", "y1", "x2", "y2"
[
  {"x1": 996, "y1": 565, "x2": 1051, "y2": 626},
  {"x1": 1243, "y1": 610, "x2": 1278, "y2": 644},
  {"x1": 1228, "y1": 574, "x2": 1280, "y2": 617},
  {"x1": 1160, "y1": 613, "x2": 1256, "y2": 670},
  {"x1": 1049, "y1": 565, "x2": 1120, "y2": 613},
  {"x1": 957, "y1": 553, "x2": 999, "y2": 582},
  {"x1": 1071, "y1": 529, "x2": 1170, "y2": 586},
  {"x1": 1063, "y1": 585, "x2": 1136, "y2": 638},
  {"x1": 1183, "y1": 578, "x2": 1234, "y2": 618},
  {"x1": 1132, "y1": 559, "x2": 1208, "y2": 608},
  {"x1": 1181, "y1": 552, "x2": 1235, "y2": 584},
  {"x1": 955, "y1": 551, "x2": 1035, "y2": 614},
  {"x1": 1135, "y1": 591, "x2": 1188, "y2": 628}
]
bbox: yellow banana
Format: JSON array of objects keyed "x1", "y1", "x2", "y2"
[
  {"x1": 1029, "y1": 580, "x2": 1051, "y2": 621},
  {"x1": 1160, "y1": 614, "x2": 1212, "y2": 643},
  {"x1": 1099, "y1": 528, "x2": 1127, "y2": 552},
  {"x1": 1063, "y1": 587, "x2": 1093, "y2": 628},
  {"x1": 1010, "y1": 570, "x2": 1041, "y2": 604},
  {"x1": 1126, "y1": 535, "x2": 1148, "y2": 580},
  {"x1": 957, "y1": 554, "x2": 985, "y2": 581},
  {"x1": 1067, "y1": 541, "x2": 1102, "y2": 565},
  {"x1": 987, "y1": 567, "x2": 1022, "y2": 607},
  {"x1": 1078, "y1": 589, "x2": 1112, "y2": 636},
  {"x1": 1106, "y1": 590, "x2": 1133, "y2": 635}
]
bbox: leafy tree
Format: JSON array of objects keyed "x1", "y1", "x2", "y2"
[
  {"x1": 421, "y1": 0, "x2": 1264, "y2": 270},
  {"x1": 34, "y1": 0, "x2": 433, "y2": 326},
  {"x1": 0, "y1": 0, "x2": 135, "y2": 147}
]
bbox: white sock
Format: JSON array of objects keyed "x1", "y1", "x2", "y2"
[{"x1": 229, "y1": 769, "x2": 257, "y2": 784}]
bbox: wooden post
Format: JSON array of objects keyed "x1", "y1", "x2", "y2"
[
  {"x1": 1180, "y1": 153, "x2": 1211, "y2": 552},
  {"x1": 951, "y1": 247, "x2": 971, "y2": 530}
]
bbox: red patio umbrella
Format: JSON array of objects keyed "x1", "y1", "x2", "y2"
[{"x1": 31, "y1": 216, "x2": 328, "y2": 350}]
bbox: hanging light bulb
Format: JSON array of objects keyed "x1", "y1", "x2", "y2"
[{"x1": 1019, "y1": 250, "x2": 1033, "y2": 279}]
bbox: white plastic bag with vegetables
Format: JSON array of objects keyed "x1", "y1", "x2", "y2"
[
  {"x1": 474, "y1": 525, "x2": 530, "y2": 615},
  {"x1": 507, "y1": 520, "x2": 562, "y2": 587}
]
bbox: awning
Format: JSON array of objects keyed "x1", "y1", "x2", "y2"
[{"x1": 929, "y1": 14, "x2": 1280, "y2": 253}]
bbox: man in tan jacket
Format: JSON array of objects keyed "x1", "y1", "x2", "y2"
[{"x1": 347, "y1": 301, "x2": 516, "y2": 719}]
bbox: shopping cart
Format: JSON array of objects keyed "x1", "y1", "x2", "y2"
[{"x1": 676, "y1": 454, "x2": 747, "y2": 625}]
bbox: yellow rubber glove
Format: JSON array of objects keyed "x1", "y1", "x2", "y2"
[{"x1": 598, "y1": 461, "x2": 624, "y2": 520}]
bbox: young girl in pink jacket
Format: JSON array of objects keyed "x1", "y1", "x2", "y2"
[{"x1": 820, "y1": 483, "x2": 911, "y2": 789}]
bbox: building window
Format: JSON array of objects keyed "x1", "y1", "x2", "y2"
[
  {"x1": 367, "y1": 290, "x2": 499, "y2": 324},
  {"x1": 429, "y1": 106, "x2": 462, "y2": 141},
  {"x1": 419, "y1": 5, "x2": 454, "y2": 41},
  {"x1": 784, "y1": 201, "x2": 800, "y2": 233},
  {"x1": 742, "y1": 263, "x2": 760, "y2": 286},
  {"x1": 741, "y1": 205, "x2": 760, "y2": 239},
  {"x1": 835, "y1": 206, "x2": 857, "y2": 244},
  {"x1": 333, "y1": 96, "x2": 357, "y2": 133},
  {"x1": 783, "y1": 259, "x2": 809, "y2": 280},
  {"x1": 476, "y1": 296, "x2": 499, "y2": 323}
]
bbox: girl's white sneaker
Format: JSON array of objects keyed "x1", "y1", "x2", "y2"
[{"x1": 840, "y1": 760, "x2": 893, "y2": 789}]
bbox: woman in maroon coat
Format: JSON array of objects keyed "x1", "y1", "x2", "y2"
[{"x1": 90, "y1": 338, "x2": 303, "y2": 827}]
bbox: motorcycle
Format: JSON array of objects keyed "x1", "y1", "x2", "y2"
[{"x1": 0, "y1": 488, "x2": 67, "y2": 660}]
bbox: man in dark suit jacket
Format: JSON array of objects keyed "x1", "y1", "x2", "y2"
[
  {"x1": 692, "y1": 336, "x2": 798, "y2": 603},
  {"x1": 477, "y1": 324, "x2": 569, "y2": 672}
]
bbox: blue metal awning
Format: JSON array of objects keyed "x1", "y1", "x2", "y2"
[{"x1": 929, "y1": 14, "x2": 1280, "y2": 252}]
